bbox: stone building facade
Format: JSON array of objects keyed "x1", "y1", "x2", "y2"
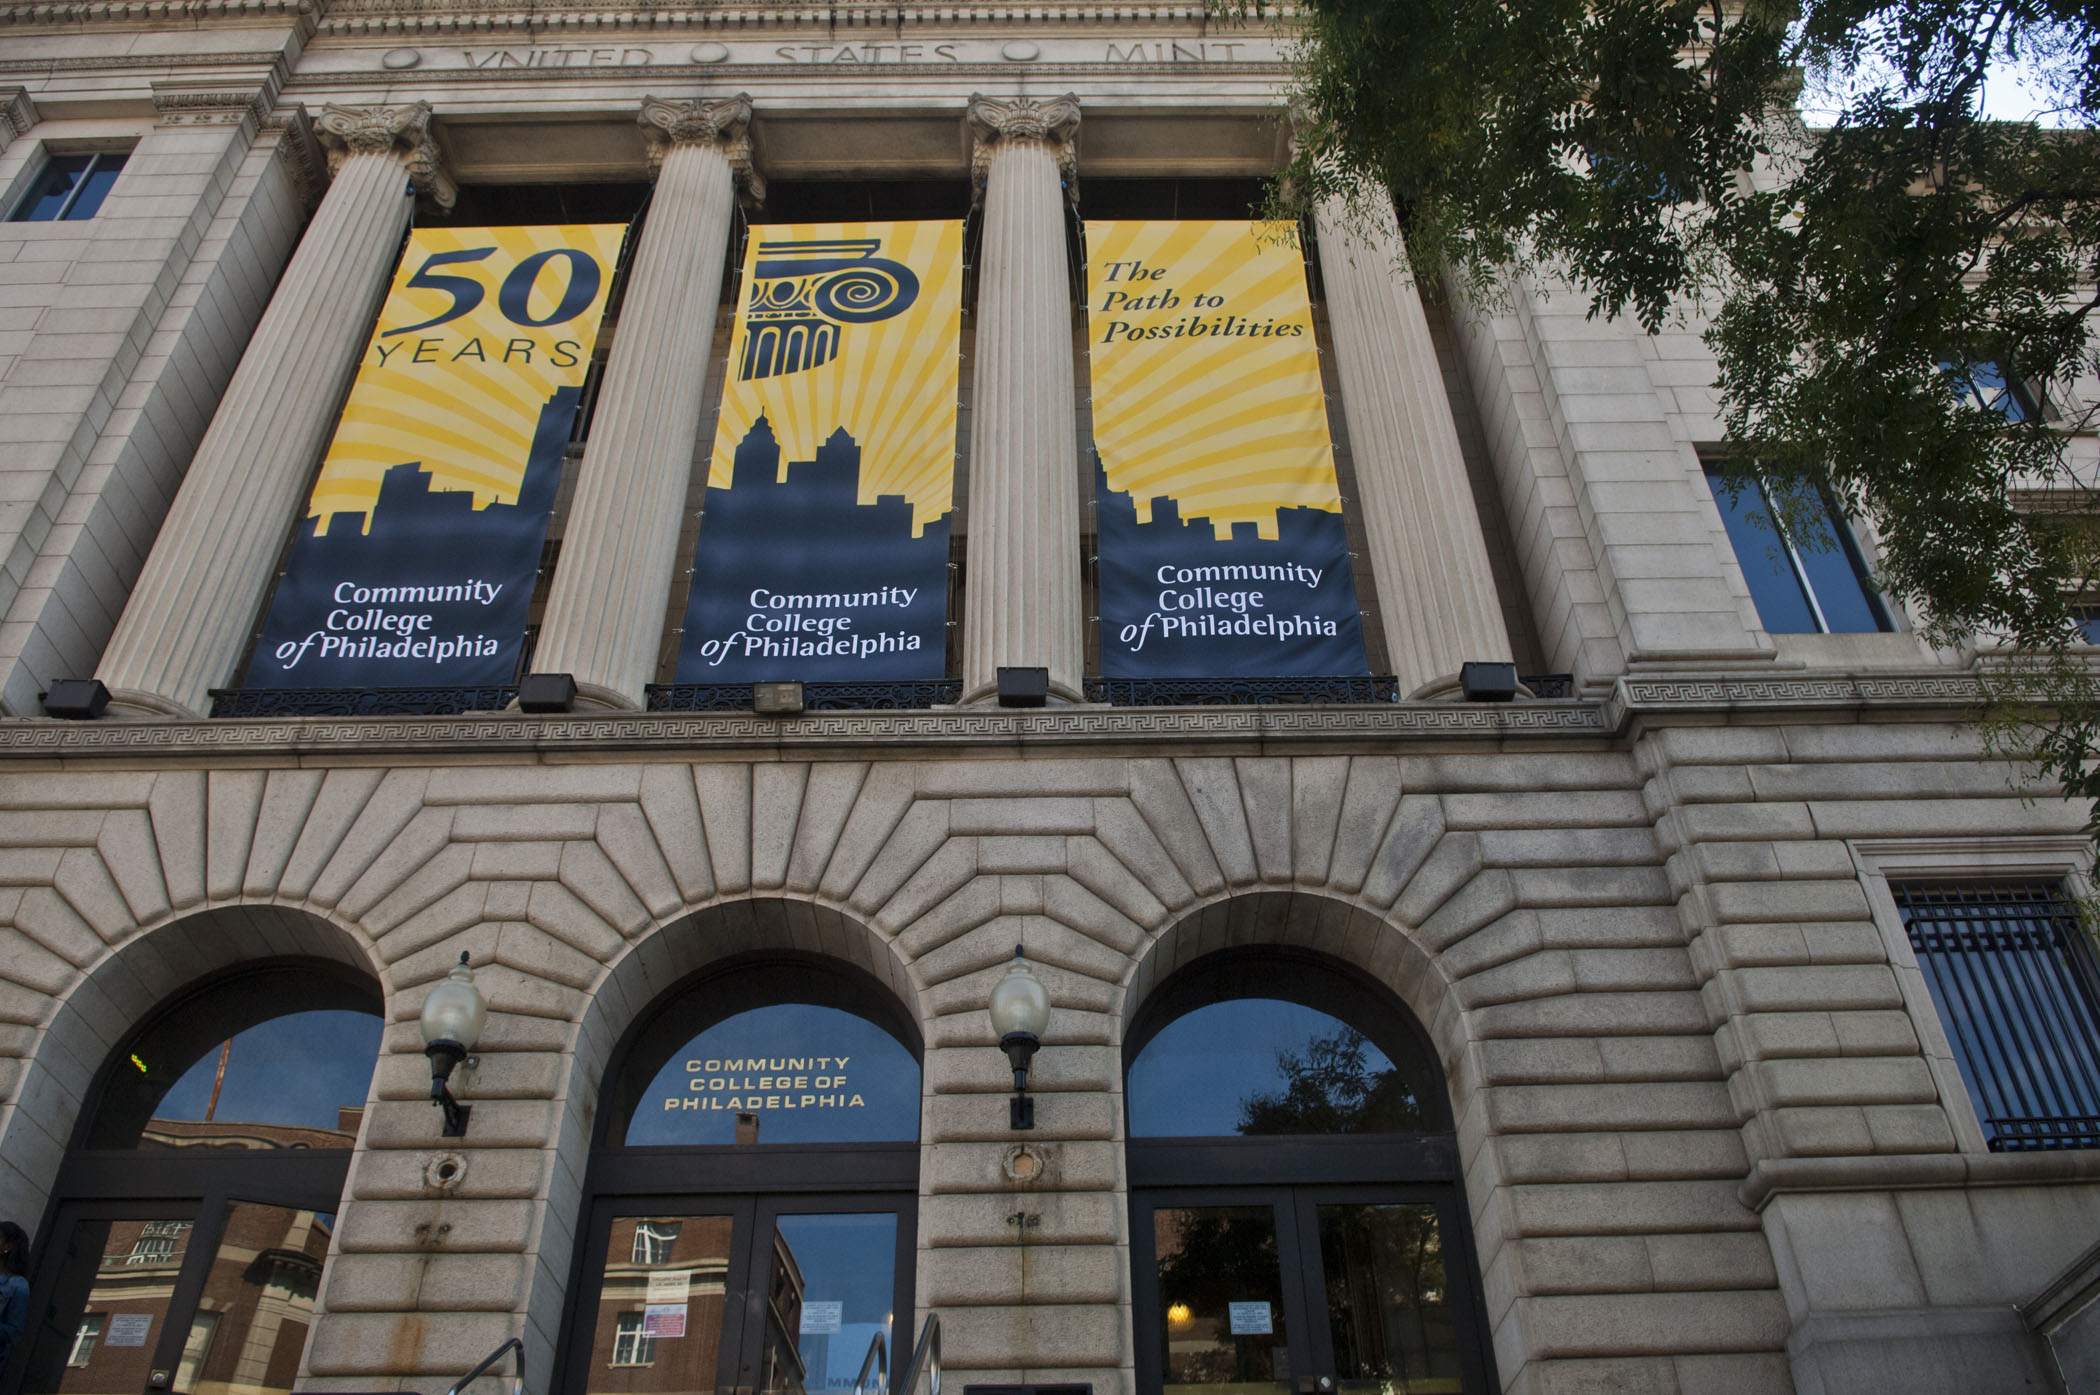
[{"x1": 0, "y1": 4, "x2": 2098, "y2": 1395}]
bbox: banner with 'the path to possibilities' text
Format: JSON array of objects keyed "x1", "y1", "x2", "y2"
[
  {"x1": 1085, "y1": 220, "x2": 1368, "y2": 679},
  {"x1": 674, "y1": 220, "x2": 962, "y2": 683},
  {"x1": 245, "y1": 224, "x2": 624, "y2": 690}
]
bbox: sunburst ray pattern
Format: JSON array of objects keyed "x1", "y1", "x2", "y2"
[
  {"x1": 305, "y1": 224, "x2": 626, "y2": 531},
  {"x1": 1084, "y1": 220, "x2": 1341, "y2": 541},
  {"x1": 708, "y1": 220, "x2": 963, "y2": 537}
]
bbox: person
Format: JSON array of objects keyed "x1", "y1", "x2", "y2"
[{"x1": 0, "y1": 1220, "x2": 29, "y2": 1374}]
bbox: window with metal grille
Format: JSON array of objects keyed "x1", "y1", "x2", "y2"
[{"x1": 1893, "y1": 881, "x2": 2100, "y2": 1151}]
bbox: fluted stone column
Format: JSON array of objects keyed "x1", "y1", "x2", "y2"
[
  {"x1": 96, "y1": 102, "x2": 452, "y2": 716},
  {"x1": 961, "y1": 94, "x2": 1085, "y2": 705},
  {"x1": 1314, "y1": 195, "x2": 1513, "y2": 697},
  {"x1": 532, "y1": 95, "x2": 757, "y2": 710}
]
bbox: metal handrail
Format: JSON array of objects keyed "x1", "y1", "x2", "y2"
[
  {"x1": 446, "y1": 1336, "x2": 525, "y2": 1395},
  {"x1": 895, "y1": 1314, "x2": 941, "y2": 1395},
  {"x1": 851, "y1": 1329, "x2": 888, "y2": 1395}
]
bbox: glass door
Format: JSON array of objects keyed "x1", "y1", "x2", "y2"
[
  {"x1": 1133, "y1": 1188, "x2": 1482, "y2": 1395},
  {"x1": 570, "y1": 1197, "x2": 911, "y2": 1395},
  {"x1": 572, "y1": 1204, "x2": 752, "y2": 1395},
  {"x1": 20, "y1": 1197, "x2": 343, "y2": 1395}
]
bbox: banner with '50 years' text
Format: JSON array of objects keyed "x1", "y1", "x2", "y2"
[{"x1": 245, "y1": 223, "x2": 625, "y2": 690}]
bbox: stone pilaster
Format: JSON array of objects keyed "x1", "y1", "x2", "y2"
[
  {"x1": 95, "y1": 103, "x2": 451, "y2": 716},
  {"x1": 1313, "y1": 195, "x2": 1512, "y2": 696},
  {"x1": 530, "y1": 94, "x2": 757, "y2": 710},
  {"x1": 960, "y1": 94, "x2": 1085, "y2": 705}
]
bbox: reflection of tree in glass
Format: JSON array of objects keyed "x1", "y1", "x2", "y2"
[
  {"x1": 1320, "y1": 1204, "x2": 1455, "y2": 1386},
  {"x1": 1154, "y1": 1210, "x2": 1283, "y2": 1383},
  {"x1": 1237, "y1": 1028, "x2": 1421, "y2": 1135}
]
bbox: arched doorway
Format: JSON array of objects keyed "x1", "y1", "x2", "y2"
[
  {"x1": 11, "y1": 959, "x2": 383, "y2": 1395},
  {"x1": 558, "y1": 956, "x2": 920, "y2": 1395},
  {"x1": 1125, "y1": 948, "x2": 1496, "y2": 1395}
]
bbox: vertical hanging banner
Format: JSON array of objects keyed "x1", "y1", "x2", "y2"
[
  {"x1": 674, "y1": 220, "x2": 961, "y2": 683},
  {"x1": 1085, "y1": 220, "x2": 1369, "y2": 678},
  {"x1": 244, "y1": 224, "x2": 625, "y2": 689}
]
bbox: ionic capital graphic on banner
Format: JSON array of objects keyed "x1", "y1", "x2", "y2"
[
  {"x1": 1084, "y1": 219, "x2": 1370, "y2": 679},
  {"x1": 244, "y1": 224, "x2": 625, "y2": 691},
  {"x1": 739, "y1": 238, "x2": 920, "y2": 381},
  {"x1": 675, "y1": 220, "x2": 963, "y2": 683}
]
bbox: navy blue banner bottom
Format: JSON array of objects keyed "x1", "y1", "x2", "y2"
[
  {"x1": 675, "y1": 415, "x2": 950, "y2": 683},
  {"x1": 1095, "y1": 456, "x2": 1369, "y2": 679},
  {"x1": 242, "y1": 387, "x2": 577, "y2": 690}
]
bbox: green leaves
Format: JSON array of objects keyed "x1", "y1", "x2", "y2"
[{"x1": 1266, "y1": 0, "x2": 2100, "y2": 825}]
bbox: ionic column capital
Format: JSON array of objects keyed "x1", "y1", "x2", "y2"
[
  {"x1": 638, "y1": 94, "x2": 763, "y2": 203},
  {"x1": 314, "y1": 100, "x2": 455, "y2": 211},
  {"x1": 967, "y1": 93, "x2": 1080, "y2": 204}
]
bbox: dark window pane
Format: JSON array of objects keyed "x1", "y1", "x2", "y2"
[
  {"x1": 11, "y1": 153, "x2": 93, "y2": 222},
  {"x1": 1316, "y1": 1203, "x2": 1463, "y2": 1394},
  {"x1": 88, "y1": 969, "x2": 381, "y2": 1149},
  {"x1": 1708, "y1": 471, "x2": 1818, "y2": 633},
  {"x1": 171, "y1": 1203, "x2": 331, "y2": 1395},
  {"x1": 1153, "y1": 1205, "x2": 1292, "y2": 1395},
  {"x1": 1764, "y1": 479, "x2": 1890, "y2": 634},
  {"x1": 1129, "y1": 998, "x2": 1421, "y2": 1138},
  {"x1": 65, "y1": 154, "x2": 126, "y2": 220}
]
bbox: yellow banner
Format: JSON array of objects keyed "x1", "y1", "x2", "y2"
[
  {"x1": 1084, "y1": 219, "x2": 1342, "y2": 540},
  {"x1": 707, "y1": 220, "x2": 963, "y2": 536},
  {"x1": 1084, "y1": 220, "x2": 1367, "y2": 679},
  {"x1": 246, "y1": 224, "x2": 624, "y2": 690},
  {"x1": 306, "y1": 224, "x2": 625, "y2": 530}
]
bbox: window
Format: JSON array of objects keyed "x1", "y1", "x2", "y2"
[
  {"x1": 630, "y1": 1221, "x2": 680, "y2": 1265},
  {"x1": 8, "y1": 152, "x2": 126, "y2": 222},
  {"x1": 66, "y1": 1317, "x2": 102, "y2": 1369},
  {"x1": 124, "y1": 1233, "x2": 180, "y2": 1266},
  {"x1": 1944, "y1": 360, "x2": 2041, "y2": 422},
  {"x1": 1893, "y1": 882, "x2": 2100, "y2": 1151},
  {"x1": 1705, "y1": 463, "x2": 1893, "y2": 634},
  {"x1": 610, "y1": 1313, "x2": 656, "y2": 1367}
]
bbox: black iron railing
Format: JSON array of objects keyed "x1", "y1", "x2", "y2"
[
  {"x1": 1895, "y1": 881, "x2": 2100, "y2": 1152},
  {"x1": 1084, "y1": 675, "x2": 1401, "y2": 706},
  {"x1": 208, "y1": 687, "x2": 519, "y2": 718},
  {"x1": 645, "y1": 680, "x2": 963, "y2": 712}
]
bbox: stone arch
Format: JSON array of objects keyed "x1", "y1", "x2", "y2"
[
  {"x1": 529, "y1": 894, "x2": 922, "y2": 1378},
  {"x1": 0, "y1": 902, "x2": 385, "y2": 1236},
  {"x1": 1120, "y1": 889, "x2": 1461, "y2": 1069}
]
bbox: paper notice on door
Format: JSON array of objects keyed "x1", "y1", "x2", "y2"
[
  {"x1": 800, "y1": 1300, "x2": 843, "y2": 1335},
  {"x1": 105, "y1": 1314, "x2": 152, "y2": 1348},
  {"x1": 1227, "y1": 1301, "x2": 1273, "y2": 1335},
  {"x1": 646, "y1": 1270, "x2": 691, "y2": 1304},
  {"x1": 642, "y1": 1304, "x2": 686, "y2": 1338}
]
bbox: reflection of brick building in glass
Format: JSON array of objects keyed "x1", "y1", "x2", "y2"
[
  {"x1": 49, "y1": 1204, "x2": 331, "y2": 1395},
  {"x1": 587, "y1": 1217, "x2": 734, "y2": 1394},
  {"x1": 139, "y1": 1110, "x2": 364, "y2": 1152}
]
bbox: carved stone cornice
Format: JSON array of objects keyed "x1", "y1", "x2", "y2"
[
  {"x1": 150, "y1": 77, "x2": 272, "y2": 129},
  {"x1": 313, "y1": 99, "x2": 456, "y2": 211},
  {"x1": 0, "y1": 86, "x2": 35, "y2": 150},
  {"x1": 260, "y1": 105, "x2": 324, "y2": 211},
  {"x1": 637, "y1": 93, "x2": 761, "y2": 201},
  {"x1": 967, "y1": 93, "x2": 1080, "y2": 203}
]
